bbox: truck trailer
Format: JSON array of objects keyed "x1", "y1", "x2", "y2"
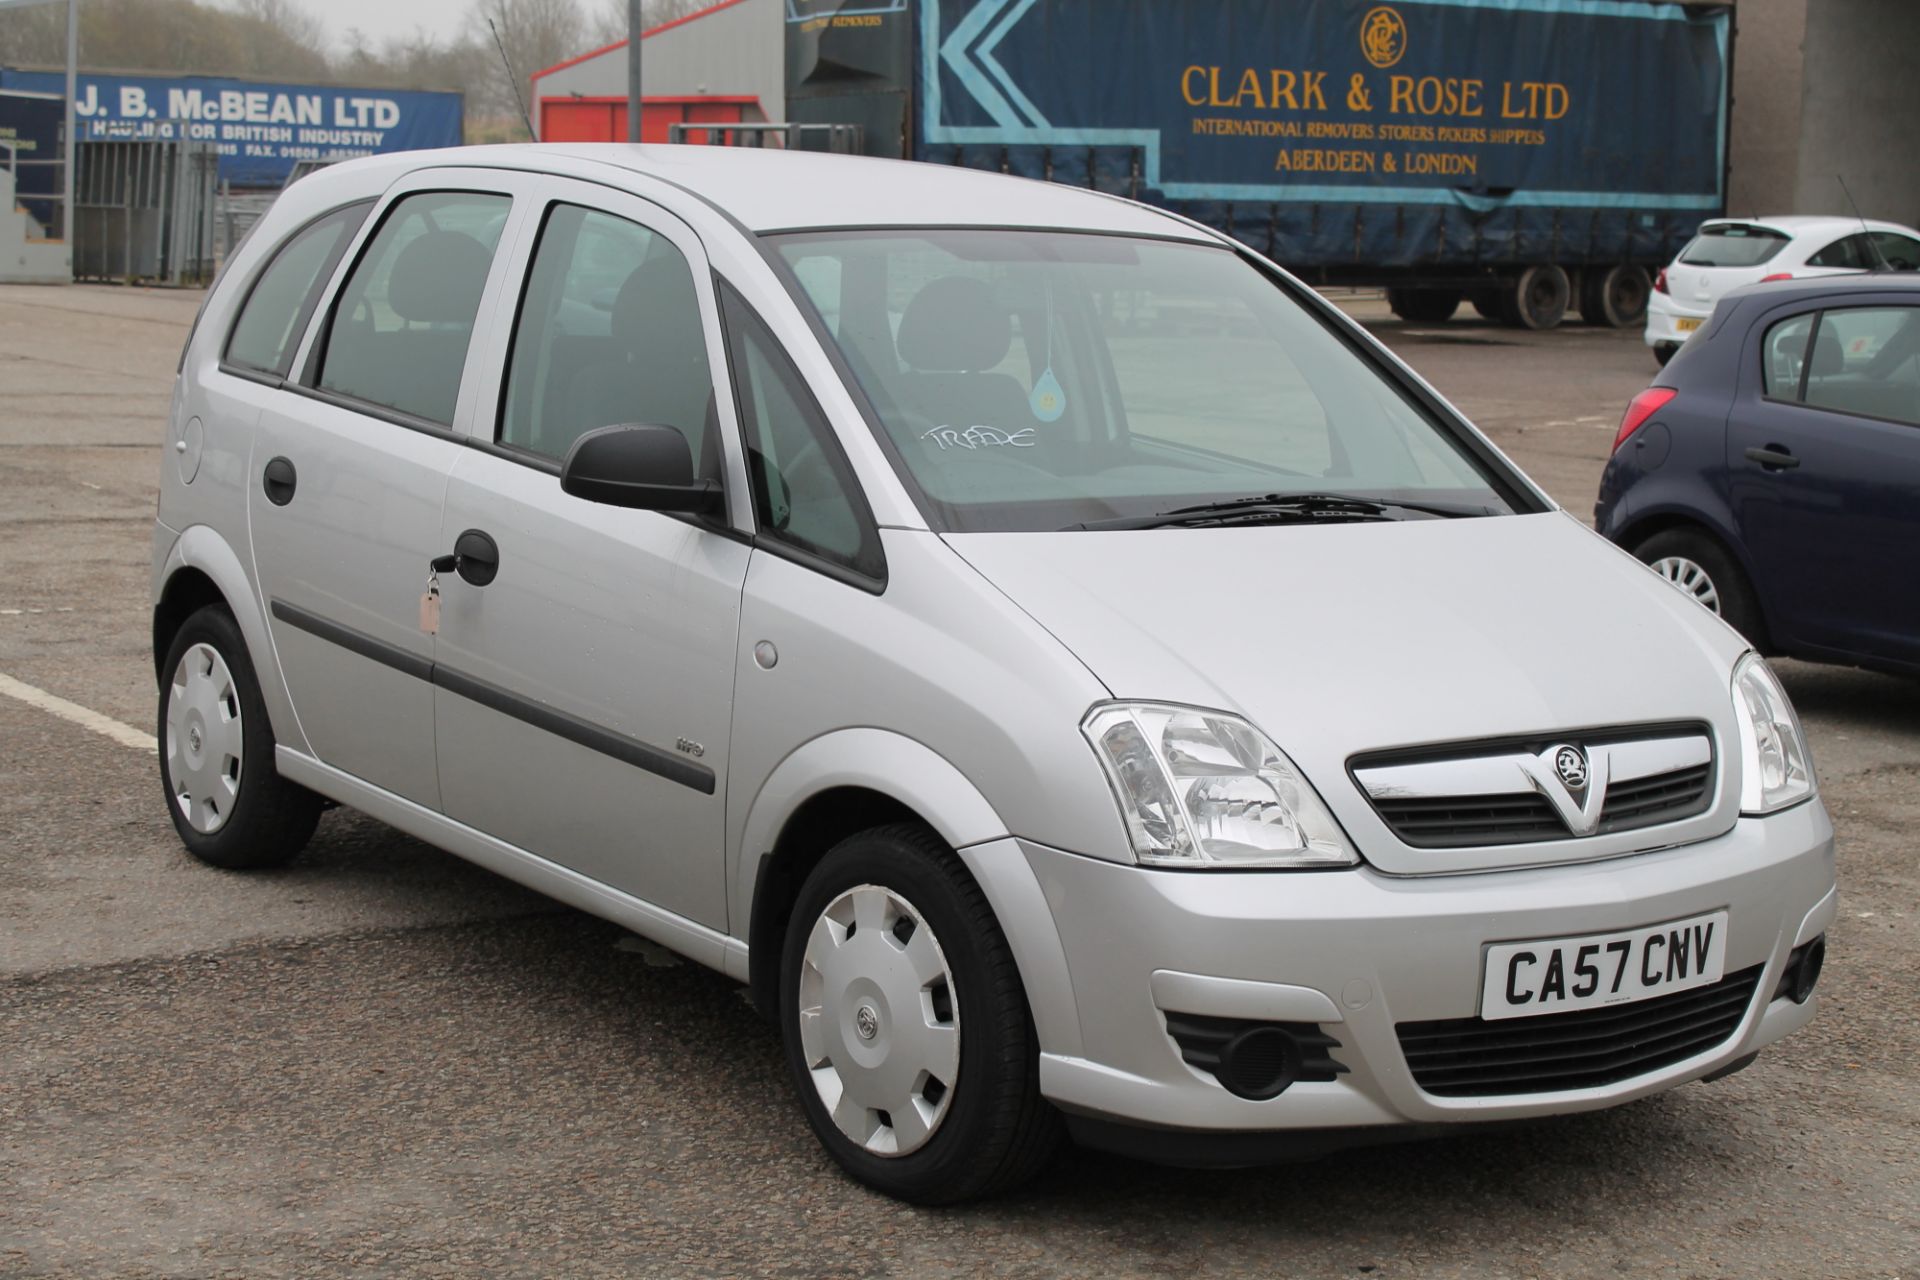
[{"x1": 785, "y1": 0, "x2": 1732, "y2": 330}]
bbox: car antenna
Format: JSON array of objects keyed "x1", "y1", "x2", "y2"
[
  {"x1": 1837, "y1": 174, "x2": 1893, "y2": 272},
  {"x1": 488, "y1": 18, "x2": 538, "y2": 142}
]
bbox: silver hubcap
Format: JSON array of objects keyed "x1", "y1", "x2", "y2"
[
  {"x1": 1649, "y1": 555, "x2": 1722, "y2": 614},
  {"x1": 798, "y1": 884, "x2": 959, "y2": 1157},
  {"x1": 165, "y1": 642, "x2": 243, "y2": 834}
]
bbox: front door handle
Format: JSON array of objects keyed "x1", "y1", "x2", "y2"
[
  {"x1": 433, "y1": 529, "x2": 500, "y2": 587},
  {"x1": 262, "y1": 456, "x2": 297, "y2": 505},
  {"x1": 1744, "y1": 445, "x2": 1800, "y2": 471}
]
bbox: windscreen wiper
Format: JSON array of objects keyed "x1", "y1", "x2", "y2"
[{"x1": 1066, "y1": 492, "x2": 1493, "y2": 531}]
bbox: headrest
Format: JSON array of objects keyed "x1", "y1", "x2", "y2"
[
  {"x1": 611, "y1": 256, "x2": 703, "y2": 356},
  {"x1": 387, "y1": 231, "x2": 491, "y2": 324},
  {"x1": 896, "y1": 276, "x2": 1012, "y2": 372},
  {"x1": 1809, "y1": 328, "x2": 1845, "y2": 377}
]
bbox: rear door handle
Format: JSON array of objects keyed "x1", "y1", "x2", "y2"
[
  {"x1": 262, "y1": 456, "x2": 297, "y2": 505},
  {"x1": 1744, "y1": 445, "x2": 1800, "y2": 471}
]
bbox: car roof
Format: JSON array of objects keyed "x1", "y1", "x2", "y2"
[
  {"x1": 304, "y1": 144, "x2": 1214, "y2": 241},
  {"x1": 1701, "y1": 214, "x2": 1917, "y2": 238},
  {"x1": 1718, "y1": 271, "x2": 1920, "y2": 311}
]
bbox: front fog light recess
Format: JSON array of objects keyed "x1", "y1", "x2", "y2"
[
  {"x1": 1731, "y1": 653, "x2": 1814, "y2": 814},
  {"x1": 1082, "y1": 703, "x2": 1357, "y2": 868}
]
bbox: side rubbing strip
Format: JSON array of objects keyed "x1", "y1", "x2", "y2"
[
  {"x1": 270, "y1": 599, "x2": 434, "y2": 681},
  {"x1": 268, "y1": 598, "x2": 716, "y2": 795},
  {"x1": 431, "y1": 664, "x2": 716, "y2": 795}
]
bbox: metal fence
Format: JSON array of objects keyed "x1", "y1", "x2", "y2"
[{"x1": 73, "y1": 140, "x2": 218, "y2": 286}]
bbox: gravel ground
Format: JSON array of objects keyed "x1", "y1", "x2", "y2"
[{"x1": 0, "y1": 284, "x2": 1914, "y2": 1278}]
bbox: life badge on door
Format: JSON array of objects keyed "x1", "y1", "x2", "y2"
[{"x1": 419, "y1": 567, "x2": 441, "y2": 635}]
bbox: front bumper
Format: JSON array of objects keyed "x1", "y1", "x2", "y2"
[{"x1": 962, "y1": 800, "x2": 1834, "y2": 1140}]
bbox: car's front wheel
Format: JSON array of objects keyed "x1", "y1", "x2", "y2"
[
  {"x1": 158, "y1": 604, "x2": 323, "y2": 869},
  {"x1": 779, "y1": 824, "x2": 1059, "y2": 1203},
  {"x1": 1634, "y1": 527, "x2": 1766, "y2": 646}
]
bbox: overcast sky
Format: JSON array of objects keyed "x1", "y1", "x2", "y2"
[{"x1": 314, "y1": 0, "x2": 476, "y2": 51}]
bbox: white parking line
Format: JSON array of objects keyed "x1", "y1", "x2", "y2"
[{"x1": 0, "y1": 672, "x2": 156, "y2": 753}]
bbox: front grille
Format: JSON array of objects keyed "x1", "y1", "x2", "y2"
[
  {"x1": 1600, "y1": 764, "x2": 1713, "y2": 829},
  {"x1": 1353, "y1": 727, "x2": 1717, "y2": 849},
  {"x1": 1371, "y1": 793, "x2": 1563, "y2": 847},
  {"x1": 1396, "y1": 965, "x2": 1763, "y2": 1097},
  {"x1": 1372, "y1": 762, "x2": 1714, "y2": 847}
]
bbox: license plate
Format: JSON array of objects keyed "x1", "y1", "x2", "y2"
[
  {"x1": 1480, "y1": 911, "x2": 1728, "y2": 1021},
  {"x1": 1675, "y1": 316, "x2": 1703, "y2": 333}
]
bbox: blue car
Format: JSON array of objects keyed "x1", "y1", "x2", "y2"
[{"x1": 1597, "y1": 275, "x2": 1920, "y2": 676}]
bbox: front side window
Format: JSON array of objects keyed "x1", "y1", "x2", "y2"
[
  {"x1": 772, "y1": 230, "x2": 1522, "y2": 532},
  {"x1": 720, "y1": 286, "x2": 881, "y2": 579},
  {"x1": 500, "y1": 203, "x2": 715, "y2": 469},
  {"x1": 1801, "y1": 307, "x2": 1920, "y2": 425},
  {"x1": 316, "y1": 191, "x2": 511, "y2": 425},
  {"x1": 1678, "y1": 224, "x2": 1789, "y2": 268},
  {"x1": 225, "y1": 201, "x2": 369, "y2": 377}
]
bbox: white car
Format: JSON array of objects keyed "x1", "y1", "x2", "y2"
[{"x1": 1646, "y1": 215, "x2": 1920, "y2": 364}]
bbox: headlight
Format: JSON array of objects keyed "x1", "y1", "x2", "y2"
[
  {"x1": 1081, "y1": 703, "x2": 1358, "y2": 869},
  {"x1": 1731, "y1": 653, "x2": 1814, "y2": 814}
]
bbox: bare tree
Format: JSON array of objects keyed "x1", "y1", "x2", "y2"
[
  {"x1": 469, "y1": 0, "x2": 583, "y2": 132},
  {"x1": 587, "y1": 0, "x2": 721, "y2": 46},
  {"x1": 231, "y1": 0, "x2": 328, "y2": 54},
  {"x1": 0, "y1": 0, "x2": 330, "y2": 80}
]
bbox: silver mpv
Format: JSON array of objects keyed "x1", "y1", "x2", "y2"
[{"x1": 153, "y1": 146, "x2": 1835, "y2": 1203}]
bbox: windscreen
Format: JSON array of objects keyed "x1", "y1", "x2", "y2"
[
  {"x1": 1679, "y1": 224, "x2": 1790, "y2": 268},
  {"x1": 772, "y1": 230, "x2": 1520, "y2": 533}
]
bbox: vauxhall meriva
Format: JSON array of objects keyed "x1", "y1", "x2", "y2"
[{"x1": 152, "y1": 146, "x2": 1834, "y2": 1203}]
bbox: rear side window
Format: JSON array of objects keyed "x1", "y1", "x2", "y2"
[
  {"x1": 1679, "y1": 225, "x2": 1788, "y2": 268},
  {"x1": 316, "y1": 191, "x2": 511, "y2": 425},
  {"x1": 1806, "y1": 236, "x2": 1866, "y2": 270},
  {"x1": 224, "y1": 202, "x2": 369, "y2": 377},
  {"x1": 500, "y1": 203, "x2": 715, "y2": 468},
  {"x1": 1801, "y1": 307, "x2": 1920, "y2": 425},
  {"x1": 720, "y1": 286, "x2": 883, "y2": 582}
]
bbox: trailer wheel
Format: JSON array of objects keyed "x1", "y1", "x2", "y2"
[
  {"x1": 1498, "y1": 264, "x2": 1570, "y2": 331},
  {"x1": 1470, "y1": 291, "x2": 1503, "y2": 321},
  {"x1": 1579, "y1": 264, "x2": 1652, "y2": 328},
  {"x1": 1386, "y1": 288, "x2": 1462, "y2": 324}
]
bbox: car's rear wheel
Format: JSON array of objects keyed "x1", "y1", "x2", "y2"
[
  {"x1": 158, "y1": 604, "x2": 322, "y2": 869},
  {"x1": 779, "y1": 823, "x2": 1059, "y2": 1203},
  {"x1": 1653, "y1": 342, "x2": 1679, "y2": 368},
  {"x1": 1634, "y1": 528, "x2": 1766, "y2": 646}
]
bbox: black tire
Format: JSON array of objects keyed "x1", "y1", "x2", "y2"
[
  {"x1": 1632, "y1": 527, "x2": 1767, "y2": 647},
  {"x1": 1470, "y1": 290, "x2": 1503, "y2": 321},
  {"x1": 1579, "y1": 264, "x2": 1652, "y2": 328},
  {"x1": 1652, "y1": 343, "x2": 1678, "y2": 368},
  {"x1": 157, "y1": 604, "x2": 322, "y2": 869},
  {"x1": 1498, "y1": 264, "x2": 1571, "y2": 330},
  {"x1": 1385, "y1": 287, "x2": 1462, "y2": 324},
  {"x1": 779, "y1": 823, "x2": 1060, "y2": 1203}
]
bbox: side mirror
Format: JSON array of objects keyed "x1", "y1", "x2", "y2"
[{"x1": 560, "y1": 424, "x2": 721, "y2": 514}]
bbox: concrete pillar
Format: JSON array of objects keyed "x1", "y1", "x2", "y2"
[
  {"x1": 1723, "y1": 0, "x2": 1807, "y2": 219},
  {"x1": 1793, "y1": 0, "x2": 1920, "y2": 222}
]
